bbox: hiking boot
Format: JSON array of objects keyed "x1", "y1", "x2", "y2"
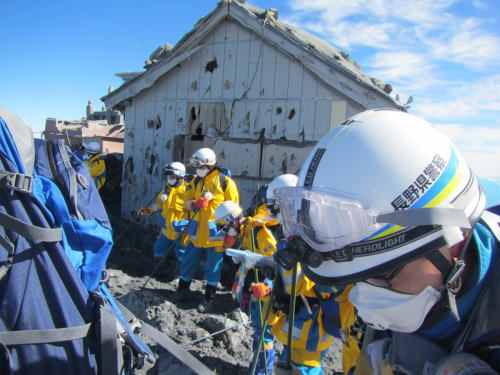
[
  {"x1": 197, "y1": 297, "x2": 214, "y2": 313},
  {"x1": 172, "y1": 279, "x2": 191, "y2": 302},
  {"x1": 197, "y1": 284, "x2": 217, "y2": 313}
]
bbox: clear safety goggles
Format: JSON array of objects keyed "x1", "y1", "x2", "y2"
[
  {"x1": 274, "y1": 186, "x2": 471, "y2": 252},
  {"x1": 274, "y1": 186, "x2": 380, "y2": 252},
  {"x1": 189, "y1": 158, "x2": 211, "y2": 168}
]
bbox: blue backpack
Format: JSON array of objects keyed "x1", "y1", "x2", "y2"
[{"x1": 0, "y1": 110, "x2": 154, "y2": 374}]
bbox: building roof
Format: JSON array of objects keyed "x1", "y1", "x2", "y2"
[
  {"x1": 44, "y1": 120, "x2": 125, "y2": 140},
  {"x1": 103, "y1": 0, "x2": 404, "y2": 110}
]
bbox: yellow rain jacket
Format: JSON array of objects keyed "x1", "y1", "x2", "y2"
[
  {"x1": 156, "y1": 182, "x2": 188, "y2": 241},
  {"x1": 337, "y1": 284, "x2": 362, "y2": 375},
  {"x1": 85, "y1": 154, "x2": 106, "y2": 191},
  {"x1": 182, "y1": 169, "x2": 239, "y2": 249},
  {"x1": 270, "y1": 266, "x2": 337, "y2": 367},
  {"x1": 241, "y1": 217, "x2": 277, "y2": 257}
]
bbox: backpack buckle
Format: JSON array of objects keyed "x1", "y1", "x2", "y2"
[{"x1": 0, "y1": 172, "x2": 33, "y2": 194}]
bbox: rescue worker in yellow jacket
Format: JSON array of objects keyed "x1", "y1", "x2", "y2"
[
  {"x1": 82, "y1": 141, "x2": 106, "y2": 191},
  {"x1": 215, "y1": 200, "x2": 278, "y2": 375},
  {"x1": 174, "y1": 148, "x2": 239, "y2": 313},
  {"x1": 138, "y1": 162, "x2": 188, "y2": 263},
  {"x1": 251, "y1": 174, "x2": 346, "y2": 375}
]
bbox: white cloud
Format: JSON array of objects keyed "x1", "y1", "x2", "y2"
[
  {"x1": 426, "y1": 18, "x2": 500, "y2": 69},
  {"x1": 413, "y1": 74, "x2": 500, "y2": 120},
  {"x1": 365, "y1": 51, "x2": 432, "y2": 81},
  {"x1": 434, "y1": 123, "x2": 500, "y2": 181}
]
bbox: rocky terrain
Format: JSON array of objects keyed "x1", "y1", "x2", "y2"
[{"x1": 107, "y1": 216, "x2": 343, "y2": 374}]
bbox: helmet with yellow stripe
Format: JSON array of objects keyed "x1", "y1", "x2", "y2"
[
  {"x1": 274, "y1": 109, "x2": 486, "y2": 285},
  {"x1": 214, "y1": 201, "x2": 243, "y2": 229}
]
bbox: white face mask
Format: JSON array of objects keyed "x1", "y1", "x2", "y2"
[
  {"x1": 167, "y1": 177, "x2": 177, "y2": 186},
  {"x1": 349, "y1": 282, "x2": 442, "y2": 333},
  {"x1": 227, "y1": 227, "x2": 239, "y2": 237},
  {"x1": 196, "y1": 168, "x2": 208, "y2": 177}
]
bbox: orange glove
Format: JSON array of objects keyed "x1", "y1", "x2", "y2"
[
  {"x1": 138, "y1": 207, "x2": 153, "y2": 216},
  {"x1": 232, "y1": 280, "x2": 239, "y2": 295},
  {"x1": 193, "y1": 196, "x2": 209, "y2": 209},
  {"x1": 249, "y1": 282, "x2": 271, "y2": 299},
  {"x1": 224, "y1": 235, "x2": 236, "y2": 249}
]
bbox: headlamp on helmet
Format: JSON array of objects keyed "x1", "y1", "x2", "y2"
[
  {"x1": 189, "y1": 148, "x2": 216, "y2": 168},
  {"x1": 214, "y1": 201, "x2": 243, "y2": 232},
  {"x1": 164, "y1": 161, "x2": 186, "y2": 178}
]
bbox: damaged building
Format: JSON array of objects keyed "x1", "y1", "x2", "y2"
[{"x1": 102, "y1": 0, "x2": 405, "y2": 217}]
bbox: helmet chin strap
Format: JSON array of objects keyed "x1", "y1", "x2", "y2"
[{"x1": 424, "y1": 227, "x2": 475, "y2": 324}]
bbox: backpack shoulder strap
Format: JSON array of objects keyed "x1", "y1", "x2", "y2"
[
  {"x1": 220, "y1": 172, "x2": 227, "y2": 192},
  {"x1": 193, "y1": 176, "x2": 202, "y2": 190},
  {"x1": 480, "y1": 210, "x2": 500, "y2": 243},
  {"x1": 44, "y1": 140, "x2": 84, "y2": 220}
]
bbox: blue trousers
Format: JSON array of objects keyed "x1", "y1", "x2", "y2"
[
  {"x1": 152, "y1": 234, "x2": 185, "y2": 262},
  {"x1": 250, "y1": 300, "x2": 275, "y2": 375},
  {"x1": 179, "y1": 242, "x2": 223, "y2": 286}
]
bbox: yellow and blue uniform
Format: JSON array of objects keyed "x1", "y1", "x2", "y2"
[
  {"x1": 269, "y1": 265, "x2": 338, "y2": 374},
  {"x1": 84, "y1": 154, "x2": 106, "y2": 191},
  {"x1": 179, "y1": 169, "x2": 239, "y2": 286},
  {"x1": 151, "y1": 182, "x2": 188, "y2": 260},
  {"x1": 239, "y1": 214, "x2": 278, "y2": 375}
]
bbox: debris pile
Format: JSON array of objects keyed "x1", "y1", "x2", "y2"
[{"x1": 107, "y1": 217, "x2": 342, "y2": 374}]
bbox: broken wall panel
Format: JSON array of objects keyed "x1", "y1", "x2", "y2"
[
  {"x1": 122, "y1": 104, "x2": 137, "y2": 217},
  {"x1": 222, "y1": 21, "x2": 238, "y2": 99},
  {"x1": 331, "y1": 95, "x2": 348, "y2": 128},
  {"x1": 245, "y1": 35, "x2": 263, "y2": 98},
  {"x1": 213, "y1": 139, "x2": 260, "y2": 177},
  {"x1": 142, "y1": 92, "x2": 158, "y2": 202},
  {"x1": 274, "y1": 50, "x2": 290, "y2": 99},
  {"x1": 260, "y1": 143, "x2": 314, "y2": 179},
  {"x1": 210, "y1": 22, "x2": 226, "y2": 99},
  {"x1": 347, "y1": 99, "x2": 365, "y2": 118},
  {"x1": 287, "y1": 59, "x2": 304, "y2": 97},
  {"x1": 176, "y1": 60, "x2": 189, "y2": 100},
  {"x1": 260, "y1": 42, "x2": 277, "y2": 100},
  {"x1": 235, "y1": 24, "x2": 251, "y2": 98},
  {"x1": 187, "y1": 48, "x2": 201, "y2": 100},
  {"x1": 199, "y1": 36, "x2": 214, "y2": 97},
  {"x1": 128, "y1": 91, "x2": 147, "y2": 216},
  {"x1": 313, "y1": 82, "x2": 334, "y2": 140}
]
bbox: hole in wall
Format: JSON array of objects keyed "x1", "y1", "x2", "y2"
[
  {"x1": 205, "y1": 58, "x2": 218, "y2": 73},
  {"x1": 155, "y1": 115, "x2": 162, "y2": 129},
  {"x1": 276, "y1": 107, "x2": 283, "y2": 115},
  {"x1": 288, "y1": 109, "x2": 296, "y2": 119},
  {"x1": 147, "y1": 153, "x2": 157, "y2": 175}
]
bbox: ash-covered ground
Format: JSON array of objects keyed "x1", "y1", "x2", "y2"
[{"x1": 107, "y1": 216, "x2": 342, "y2": 374}]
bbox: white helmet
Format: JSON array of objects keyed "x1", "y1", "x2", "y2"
[
  {"x1": 266, "y1": 174, "x2": 299, "y2": 200},
  {"x1": 189, "y1": 148, "x2": 216, "y2": 168},
  {"x1": 164, "y1": 161, "x2": 186, "y2": 178},
  {"x1": 274, "y1": 109, "x2": 485, "y2": 285},
  {"x1": 214, "y1": 201, "x2": 243, "y2": 227},
  {"x1": 82, "y1": 141, "x2": 100, "y2": 154}
]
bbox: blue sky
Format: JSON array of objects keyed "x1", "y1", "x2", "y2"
[{"x1": 1, "y1": 0, "x2": 499, "y2": 182}]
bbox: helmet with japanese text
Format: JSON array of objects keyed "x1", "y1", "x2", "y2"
[
  {"x1": 273, "y1": 109, "x2": 486, "y2": 285},
  {"x1": 189, "y1": 148, "x2": 216, "y2": 168},
  {"x1": 82, "y1": 141, "x2": 101, "y2": 154},
  {"x1": 164, "y1": 161, "x2": 186, "y2": 178}
]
